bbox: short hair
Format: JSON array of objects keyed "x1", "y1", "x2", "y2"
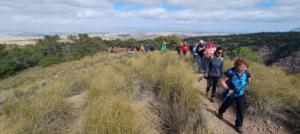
[
  {"x1": 214, "y1": 47, "x2": 224, "y2": 55},
  {"x1": 234, "y1": 58, "x2": 249, "y2": 68},
  {"x1": 216, "y1": 47, "x2": 224, "y2": 52}
]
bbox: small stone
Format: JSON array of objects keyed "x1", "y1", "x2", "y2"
[
  {"x1": 279, "y1": 126, "x2": 283, "y2": 129},
  {"x1": 40, "y1": 79, "x2": 48, "y2": 86},
  {"x1": 265, "y1": 120, "x2": 271, "y2": 125},
  {"x1": 268, "y1": 128, "x2": 272, "y2": 132}
]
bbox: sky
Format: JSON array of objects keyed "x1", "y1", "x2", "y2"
[{"x1": 0, "y1": 0, "x2": 299, "y2": 33}]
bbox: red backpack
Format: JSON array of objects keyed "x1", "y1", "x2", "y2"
[{"x1": 181, "y1": 45, "x2": 189, "y2": 52}]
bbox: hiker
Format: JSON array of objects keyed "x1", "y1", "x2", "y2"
[
  {"x1": 144, "y1": 44, "x2": 150, "y2": 52},
  {"x1": 176, "y1": 44, "x2": 181, "y2": 55},
  {"x1": 202, "y1": 41, "x2": 216, "y2": 73},
  {"x1": 181, "y1": 41, "x2": 189, "y2": 55},
  {"x1": 161, "y1": 41, "x2": 168, "y2": 53},
  {"x1": 205, "y1": 47, "x2": 224, "y2": 102},
  {"x1": 191, "y1": 42, "x2": 198, "y2": 60},
  {"x1": 216, "y1": 58, "x2": 251, "y2": 133},
  {"x1": 136, "y1": 46, "x2": 140, "y2": 52},
  {"x1": 148, "y1": 45, "x2": 155, "y2": 51},
  {"x1": 140, "y1": 43, "x2": 145, "y2": 53},
  {"x1": 196, "y1": 40, "x2": 206, "y2": 73}
]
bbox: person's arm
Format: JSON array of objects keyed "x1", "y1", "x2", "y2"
[
  {"x1": 246, "y1": 70, "x2": 251, "y2": 82},
  {"x1": 220, "y1": 61, "x2": 224, "y2": 75},
  {"x1": 220, "y1": 75, "x2": 229, "y2": 90}
]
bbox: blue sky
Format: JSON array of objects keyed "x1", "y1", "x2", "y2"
[
  {"x1": 0, "y1": 0, "x2": 299, "y2": 33},
  {"x1": 256, "y1": 0, "x2": 277, "y2": 9}
]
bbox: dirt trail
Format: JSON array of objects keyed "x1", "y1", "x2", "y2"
[
  {"x1": 197, "y1": 75, "x2": 289, "y2": 134},
  {"x1": 65, "y1": 92, "x2": 86, "y2": 134}
]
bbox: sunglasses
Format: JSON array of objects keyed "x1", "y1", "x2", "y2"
[{"x1": 216, "y1": 51, "x2": 223, "y2": 54}]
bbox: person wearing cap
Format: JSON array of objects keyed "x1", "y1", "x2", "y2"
[
  {"x1": 196, "y1": 40, "x2": 207, "y2": 73},
  {"x1": 203, "y1": 41, "x2": 217, "y2": 73},
  {"x1": 161, "y1": 41, "x2": 168, "y2": 53}
]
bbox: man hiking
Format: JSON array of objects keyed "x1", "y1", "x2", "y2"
[{"x1": 196, "y1": 40, "x2": 206, "y2": 73}]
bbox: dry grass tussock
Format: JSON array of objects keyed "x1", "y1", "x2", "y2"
[{"x1": 0, "y1": 51, "x2": 207, "y2": 134}]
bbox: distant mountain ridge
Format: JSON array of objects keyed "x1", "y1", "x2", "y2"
[
  {"x1": 1, "y1": 32, "x2": 227, "y2": 40},
  {"x1": 0, "y1": 32, "x2": 227, "y2": 45},
  {"x1": 291, "y1": 27, "x2": 300, "y2": 32}
]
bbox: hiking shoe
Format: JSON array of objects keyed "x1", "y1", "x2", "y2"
[
  {"x1": 235, "y1": 126, "x2": 244, "y2": 134},
  {"x1": 215, "y1": 112, "x2": 223, "y2": 119}
]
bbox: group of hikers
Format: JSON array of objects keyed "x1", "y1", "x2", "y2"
[
  {"x1": 108, "y1": 40, "x2": 251, "y2": 133},
  {"x1": 161, "y1": 40, "x2": 251, "y2": 134},
  {"x1": 107, "y1": 44, "x2": 155, "y2": 54}
]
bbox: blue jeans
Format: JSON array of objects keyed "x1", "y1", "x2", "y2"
[
  {"x1": 202, "y1": 56, "x2": 210, "y2": 73},
  {"x1": 197, "y1": 55, "x2": 205, "y2": 73}
]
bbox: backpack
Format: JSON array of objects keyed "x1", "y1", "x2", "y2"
[{"x1": 182, "y1": 45, "x2": 189, "y2": 52}]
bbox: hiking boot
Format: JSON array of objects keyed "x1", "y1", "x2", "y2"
[
  {"x1": 210, "y1": 97, "x2": 215, "y2": 103},
  {"x1": 215, "y1": 112, "x2": 223, "y2": 119},
  {"x1": 235, "y1": 126, "x2": 244, "y2": 134}
]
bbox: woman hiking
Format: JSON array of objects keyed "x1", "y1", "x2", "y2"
[
  {"x1": 205, "y1": 47, "x2": 224, "y2": 102},
  {"x1": 181, "y1": 41, "x2": 189, "y2": 56},
  {"x1": 202, "y1": 41, "x2": 216, "y2": 73},
  {"x1": 161, "y1": 41, "x2": 168, "y2": 53},
  {"x1": 216, "y1": 58, "x2": 251, "y2": 134}
]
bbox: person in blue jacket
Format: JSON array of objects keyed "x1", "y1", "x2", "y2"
[{"x1": 216, "y1": 58, "x2": 251, "y2": 134}]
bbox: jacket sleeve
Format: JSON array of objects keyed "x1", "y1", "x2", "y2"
[{"x1": 220, "y1": 61, "x2": 224, "y2": 75}]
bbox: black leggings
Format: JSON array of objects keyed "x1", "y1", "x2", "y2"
[
  {"x1": 206, "y1": 76, "x2": 220, "y2": 98},
  {"x1": 218, "y1": 95, "x2": 245, "y2": 127}
]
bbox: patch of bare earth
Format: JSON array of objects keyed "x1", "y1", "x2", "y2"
[{"x1": 65, "y1": 88, "x2": 86, "y2": 134}]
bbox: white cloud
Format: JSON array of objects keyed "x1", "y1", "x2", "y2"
[{"x1": 0, "y1": 0, "x2": 299, "y2": 33}]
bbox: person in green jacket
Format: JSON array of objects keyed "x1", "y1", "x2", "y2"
[{"x1": 161, "y1": 41, "x2": 168, "y2": 53}]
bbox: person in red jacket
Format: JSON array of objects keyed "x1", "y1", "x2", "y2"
[{"x1": 181, "y1": 41, "x2": 189, "y2": 55}]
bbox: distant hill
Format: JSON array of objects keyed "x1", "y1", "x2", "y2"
[
  {"x1": 291, "y1": 27, "x2": 300, "y2": 32},
  {"x1": 93, "y1": 32, "x2": 227, "y2": 40}
]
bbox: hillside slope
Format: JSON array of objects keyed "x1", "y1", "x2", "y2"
[
  {"x1": 0, "y1": 52, "x2": 299, "y2": 134},
  {"x1": 0, "y1": 52, "x2": 205, "y2": 134}
]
